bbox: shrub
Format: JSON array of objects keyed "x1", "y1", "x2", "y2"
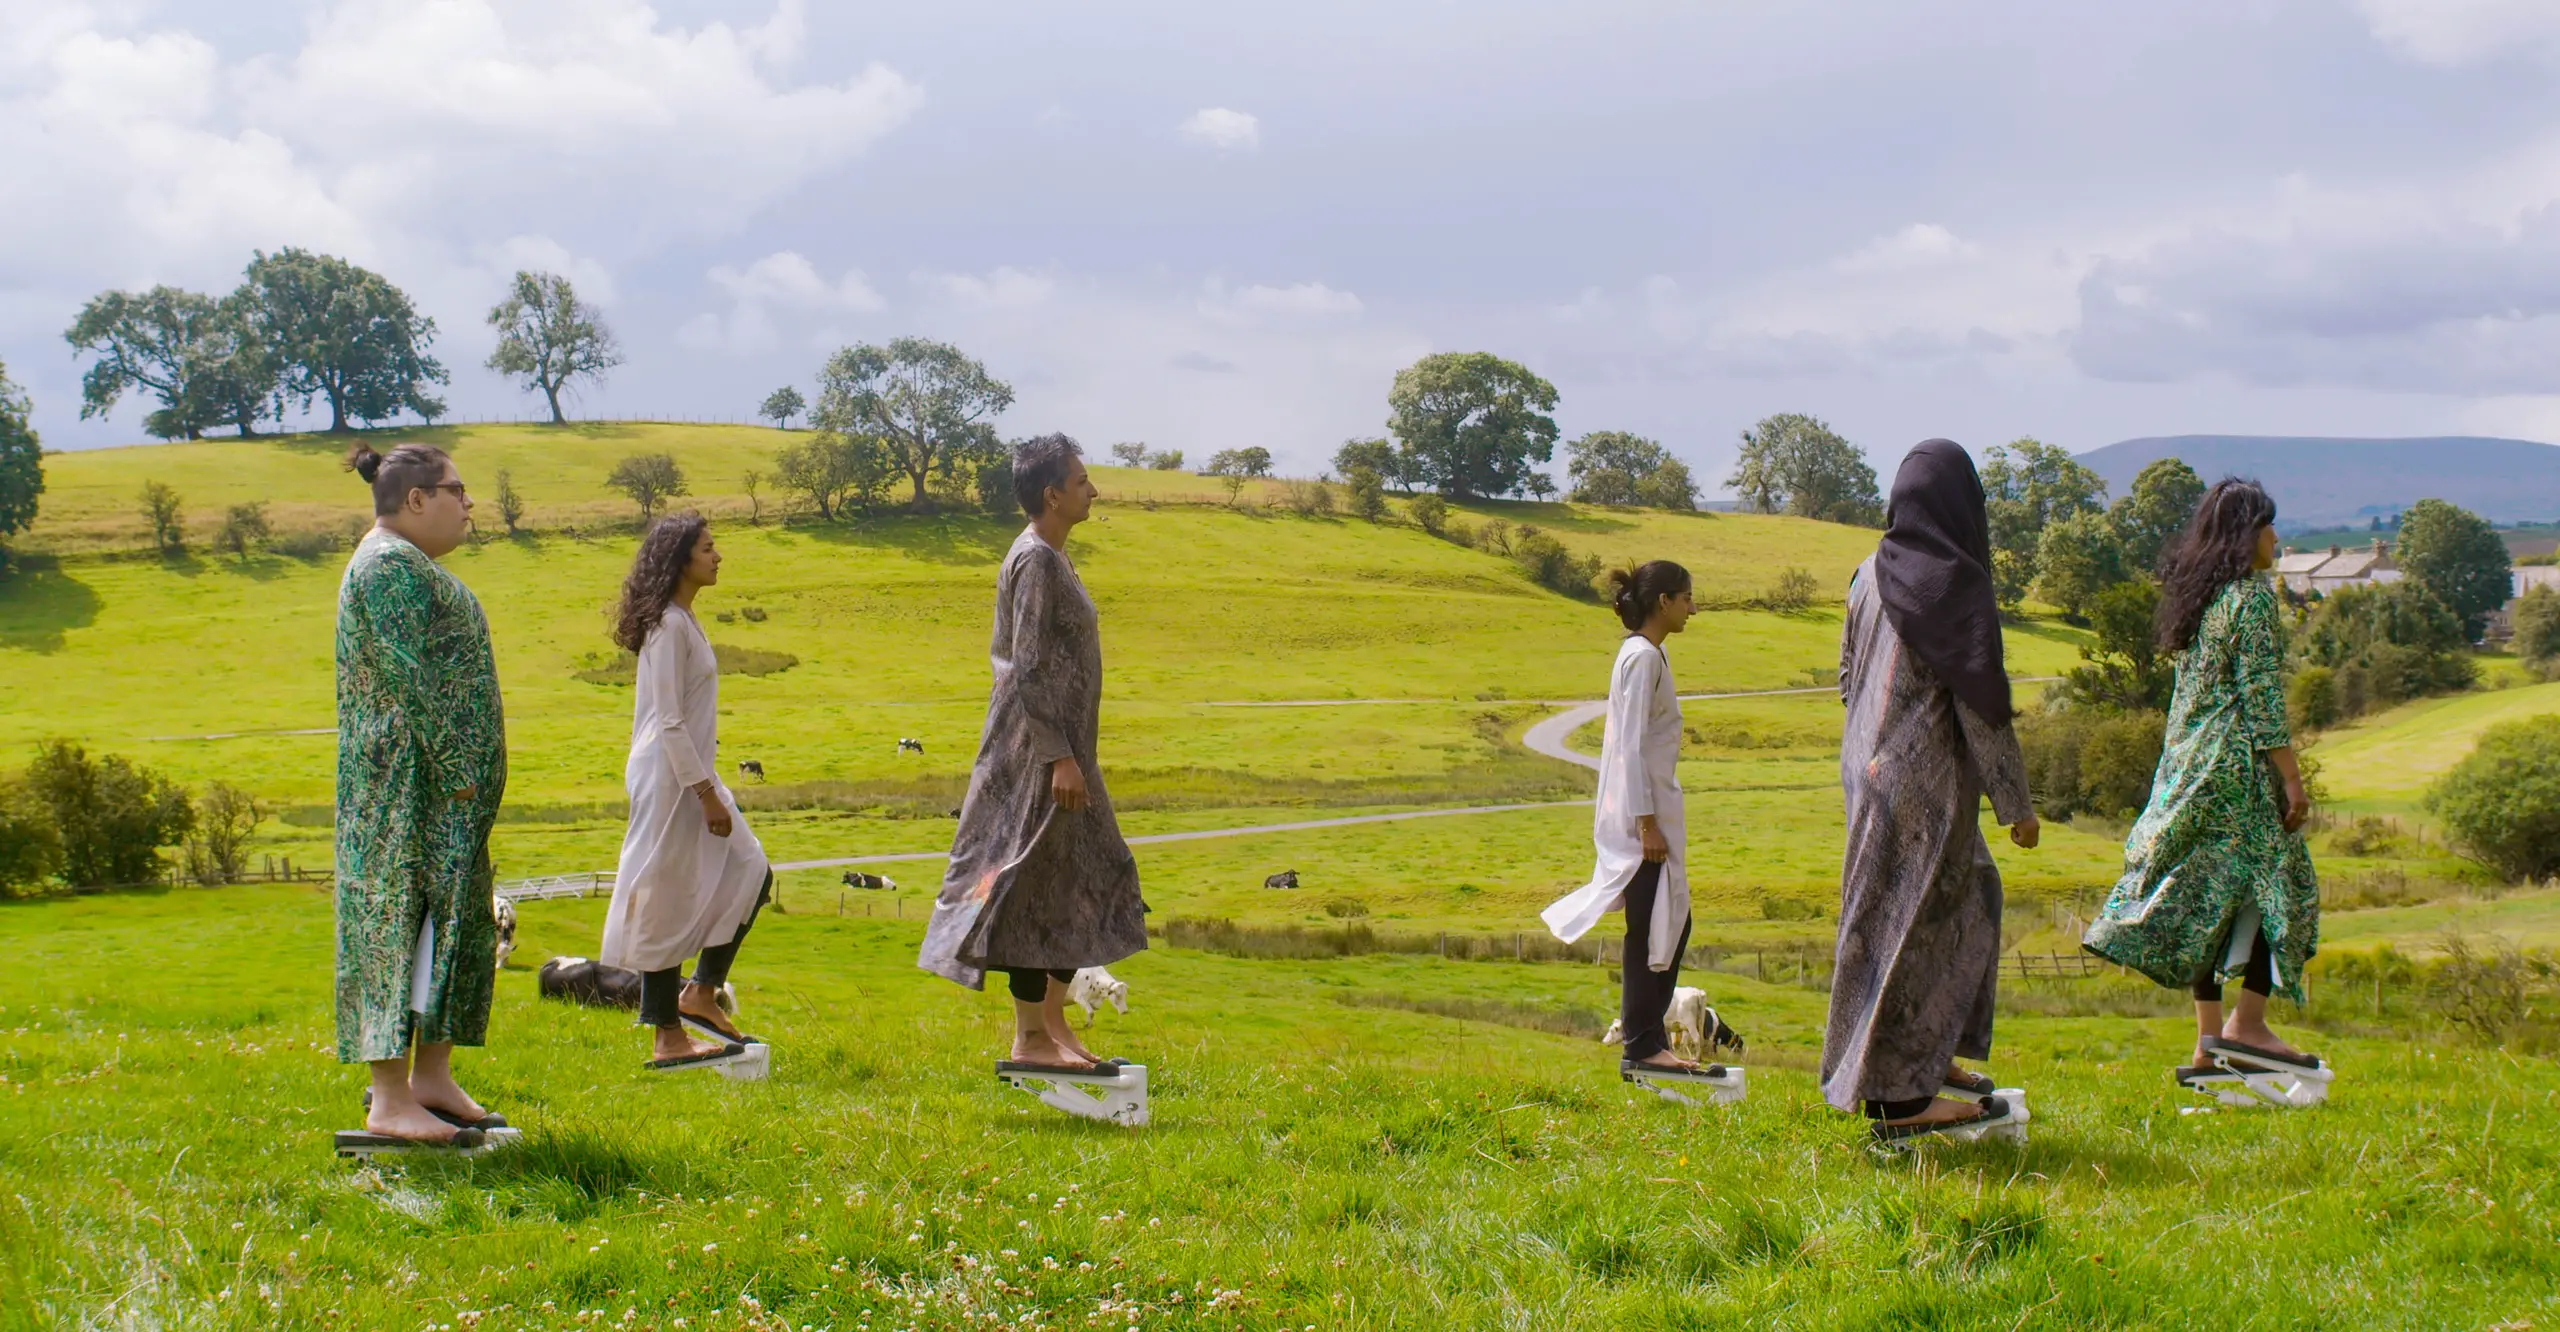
[
  {"x1": 216, "y1": 501, "x2": 270, "y2": 557},
  {"x1": 1760, "y1": 566, "x2": 1819, "y2": 613},
  {"x1": 139, "y1": 481, "x2": 184, "y2": 553},
  {"x1": 2287, "y1": 665, "x2": 2338, "y2": 734},
  {"x1": 1146, "y1": 449, "x2": 1184, "y2": 471},
  {"x1": 24, "y1": 741, "x2": 193, "y2": 888},
  {"x1": 495, "y1": 468, "x2": 527, "y2": 534},
  {"x1": 2513, "y1": 583, "x2": 2560, "y2": 675},
  {"x1": 2327, "y1": 815, "x2": 2404, "y2": 858},
  {"x1": 2295, "y1": 581, "x2": 2474, "y2": 707},
  {"x1": 2431, "y1": 929, "x2": 2547, "y2": 1046},
  {"x1": 1512, "y1": 528, "x2": 1605, "y2": 600},
  {"x1": 1322, "y1": 896, "x2": 1370, "y2": 919},
  {"x1": 975, "y1": 455, "x2": 1015, "y2": 517},
  {"x1": 0, "y1": 773, "x2": 62, "y2": 896},
  {"x1": 1408, "y1": 492, "x2": 1449, "y2": 536},
  {"x1": 266, "y1": 528, "x2": 340, "y2": 560},
  {"x1": 183, "y1": 781, "x2": 268, "y2": 886},
  {"x1": 2428, "y1": 715, "x2": 2560, "y2": 881},
  {"x1": 1345, "y1": 467, "x2": 1388, "y2": 522},
  {"x1": 2016, "y1": 709, "x2": 2164, "y2": 820},
  {"x1": 1473, "y1": 518, "x2": 1514, "y2": 556},
  {"x1": 2077, "y1": 711, "x2": 2166, "y2": 819},
  {"x1": 606, "y1": 452, "x2": 687, "y2": 521},
  {"x1": 1281, "y1": 477, "x2": 1336, "y2": 517}
]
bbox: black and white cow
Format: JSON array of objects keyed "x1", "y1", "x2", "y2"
[
  {"x1": 840, "y1": 871, "x2": 898, "y2": 891},
  {"x1": 1263, "y1": 869, "x2": 1300, "y2": 889},
  {"x1": 896, "y1": 738, "x2": 925, "y2": 755},
  {"x1": 737, "y1": 759, "x2": 766, "y2": 781},
  {"x1": 538, "y1": 957, "x2": 734, "y2": 1014},
  {"x1": 492, "y1": 895, "x2": 518, "y2": 969}
]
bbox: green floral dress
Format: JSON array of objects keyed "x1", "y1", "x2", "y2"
[
  {"x1": 2082, "y1": 577, "x2": 2318, "y2": 1000},
  {"x1": 333, "y1": 530, "x2": 508, "y2": 1063}
]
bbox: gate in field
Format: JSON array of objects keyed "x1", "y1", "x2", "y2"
[{"x1": 495, "y1": 871, "x2": 616, "y2": 903}]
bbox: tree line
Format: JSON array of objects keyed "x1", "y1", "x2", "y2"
[
  {"x1": 64, "y1": 257, "x2": 620, "y2": 440},
  {"x1": 0, "y1": 742, "x2": 268, "y2": 897}
]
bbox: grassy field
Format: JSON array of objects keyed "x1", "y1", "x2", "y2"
[{"x1": 4, "y1": 885, "x2": 2555, "y2": 1331}]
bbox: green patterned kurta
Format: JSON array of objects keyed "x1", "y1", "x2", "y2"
[
  {"x1": 334, "y1": 530, "x2": 508, "y2": 1062},
  {"x1": 2082, "y1": 577, "x2": 2318, "y2": 1000}
]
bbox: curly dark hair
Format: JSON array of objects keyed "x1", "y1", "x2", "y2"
[
  {"x1": 2155, "y1": 477, "x2": 2277, "y2": 652},
  {"x1": 611, "y1": 510, "x2": 710, "y2": 653}
]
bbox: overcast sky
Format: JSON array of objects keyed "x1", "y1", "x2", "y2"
[{"x1": 9, "y1": 0, "x2": 2560, "y2": 489}]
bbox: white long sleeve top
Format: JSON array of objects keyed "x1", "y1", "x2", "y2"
[{"x1": 1540, "y1": 634, "x2": 1689, "y2": 970}]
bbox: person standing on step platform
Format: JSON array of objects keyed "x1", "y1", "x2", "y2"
[
  {"x1": 1824, "y1": 440, "x2": 2040, "y2": 1138},
  {"x1": 335, "y1": 442, "x2": 509, "y2": 1145},
  {"x1": 1541, "y1": 560, "x2": 1703, "y2": 1072},
  {"x1": 2082, "y1": 479, "x2": 2322, "y2": 1080},
  {"x1": 919, "y1": 434, "x2": 1146, "y2": 1070},
  {"x1": 601, "y1": 512, "x2": 774, "y2": 1069}
]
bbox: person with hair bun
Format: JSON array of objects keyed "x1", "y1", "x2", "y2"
[
  {"x1": 601, "y1": 511, "x2": 773, "y2": 1070},
  {"x1": 2084, "y1": 478, "x2": 2324, "y2": 1092},
  {"x1": 1825, "y1": 439, "x2": 2039, "y2": 1144},
  {"x1": 920, "y1": 434, "x2": 1146, "y2": 1072},
  {"x1": 332, "y1": 441, "x2": 510, "y2": 1149},
  {"x1": 1542, "y1": 558, "x2": 1708, "y2": 1073}
]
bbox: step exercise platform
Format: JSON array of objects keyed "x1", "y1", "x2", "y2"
[
  {"x1": 996, "y1": 1060, "x2": 1149, "y2": 1126},
  {"x1": 1622, "y1": 1059, "x2": 1746, "y2": 1107}
]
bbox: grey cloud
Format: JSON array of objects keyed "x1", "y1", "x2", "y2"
[
  {"x1": 1169, "y1": 350, "x2": 1242, "y2": 374},
  {"x1": 2071, "y1": 208, "x2": 2560, "y2": 394}
]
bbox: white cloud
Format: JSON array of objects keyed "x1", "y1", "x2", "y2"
[
  {"x1": 913, "y1": 266, "x2": 1057, "y2": 310},
  {"x1": 1831, "y1": 223, "x2": 1982, "y2": 276},
  {"x1": 1196, "y1": 278, "x2": 1364, "y2": 323},
  {"x1": 2353, "y1": 0, "x2": 2560, "y2": 65},
  {"x1": 0, "y1": 0, "x2": 918, "y2": 322},
  {"x1": 677, "y1": 251, "x2": 883, "y2": 356},
  {"x1": 1177, "y1": 106, "x2": 1260, "y2": 151}
]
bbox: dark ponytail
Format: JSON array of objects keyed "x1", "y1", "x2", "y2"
[
  {"x1": 1607, "y1": 559, "x2": 1692, "y2": 631},
  {"x1": 345, "y1": 441, "x2": 453, "y2": 516}
]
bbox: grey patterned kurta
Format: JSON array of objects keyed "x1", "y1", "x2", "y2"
[
  {"x1": 919, "y1": 528, "x2": 1146, "y2": 990},
  {"x1": 2082, "y1": 577, "x2": 2319, "y2": 1000},
  {"x1": 1822, "y1": 557, "x2": 2033, "y2": 1111},
  {"x1": 334, "y1": 530, "x2": 507, "y2": 1063}
]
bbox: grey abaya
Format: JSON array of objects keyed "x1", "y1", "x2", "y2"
[
  {"x1": 1821, "y1": 556, "x2": 2032, "y2": 1111},
  {"x1": 919, "y1": 528, "x2": 1147, "y2": 990}
]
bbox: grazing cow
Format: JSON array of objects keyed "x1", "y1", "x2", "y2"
[
  {"x1": 839, "y1": 870, "x2": 898, "y2": 891},
  {"x1": 1067, "y1": 966, "x2": 1128, "y2": 1027},
  {"x1": 1601, "y1": 988, "x2": 1744, "y2": 1060},
  {"x1": 537, "y1": 956, "x2": 734, "y2": 1014},
  {"x1": 738, "y1": 759, "x2": 766, "y2": 782},
  {"x1": 492, "y1": 895, "x2": 518, "y2": 970},
  {"x1": 1263, "y1": 869, "x2": 1299, "y2": 889},
  {"x1": 897, "y1": 738, "x2": 925, "y2": 755}
]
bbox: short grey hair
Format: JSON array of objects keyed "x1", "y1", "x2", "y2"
[{"x1": 1012, "y1": 433, "x2": 1083, "y2": 516}]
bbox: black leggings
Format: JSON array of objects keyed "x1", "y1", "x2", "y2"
[
  {"x1": 640, "y1": 872, "x2": 770, "y2": 1028},
  {"x1": 1007, "y1": 968, "x2": 1074, "y2": 1004},
  {"x1": 1617, "y1": 860, "x2": 1693, "y2": 1060},
  {"x1": 2192, "y1": 927, "x2": 2274, "y2": 1003}
]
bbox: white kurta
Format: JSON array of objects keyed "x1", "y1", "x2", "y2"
[
  {"x1": 1541, "y1": 634, "x2": 1688, "y2": 970},
  {"x1": 602, "y1": 607, "x2": 769, "y2": 974}
]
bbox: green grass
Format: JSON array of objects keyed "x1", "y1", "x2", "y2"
[
  {"x1": 2314, "y1": 680, "x2": 2560, "y2": 819},
  {"x1": 4, "y1": 885, "x2": 2555, "y2": 1330}
]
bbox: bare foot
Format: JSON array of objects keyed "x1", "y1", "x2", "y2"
[
  {"x1": 1884, "y1": 1098, "x2": 1989, "y2": 1129},
  {"x1": 2190, "y1": 1045, "x2": 2218, "y2": 1069},
  {"x1": 677, "y1": 984, "x2": 744, "y2": 1042},
  {"x1": 1010, "y1": 1032, "x2": 1093, "y2": 1070},
  {"x1": 364, "y1": 1101, "x2": 462, "y2": 1144},
  {"x1": 407, "y1": 1070, "x2": 488, "y2": 1123},
  {"x1": 1041, "y1": 1012, "x2": 1103, "y2": 1063},
  {"x1": 2220, "y1": 1023, "x2": 2306, "y2": 1060},
  {"x1": 1632, "y1": 1049, "x2": 1700, "y2": 1072},
  {"x1": 651, "y1": 1027, "x2": 728, "y2": 1062}
]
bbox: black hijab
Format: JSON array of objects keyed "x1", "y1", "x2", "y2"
[{"x1": 1872, "y1": 439, "x2": 2011, "y2": 725}]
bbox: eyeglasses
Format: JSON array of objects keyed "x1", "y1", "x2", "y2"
[{"x1": 426, "y1": 482, "x2": 469, "y2": 499}]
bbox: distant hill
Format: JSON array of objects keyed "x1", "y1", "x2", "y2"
[{"x1": 2076, "y1": 435, "x2": 2560, "y2": 530}]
